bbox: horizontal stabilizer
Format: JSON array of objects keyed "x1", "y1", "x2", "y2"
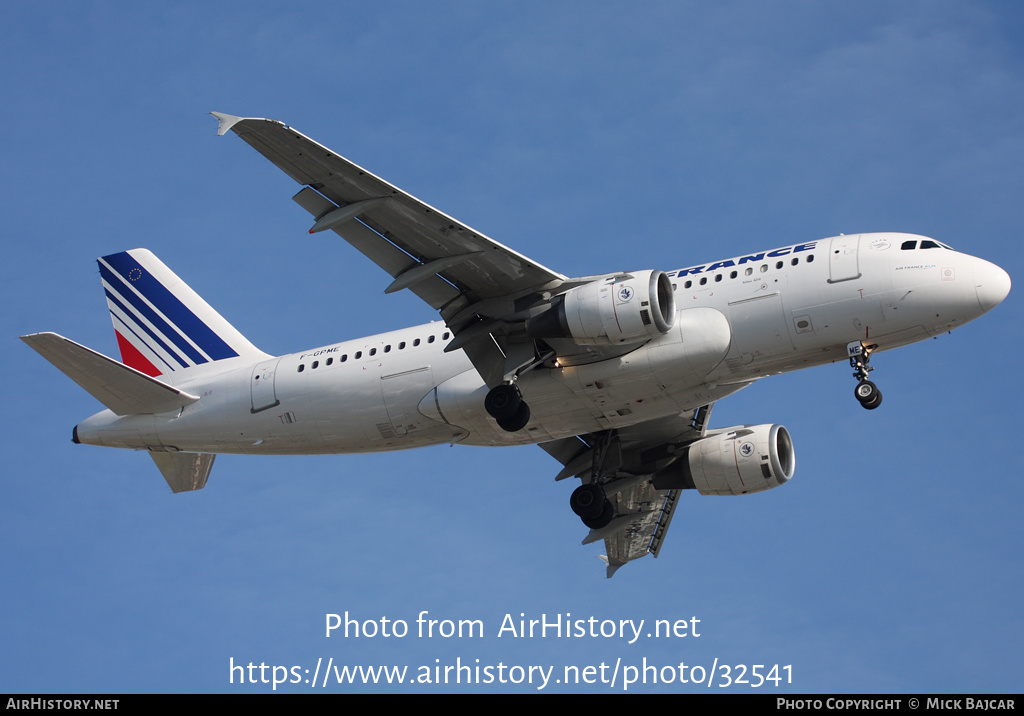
[
  {"x1": 150, "y1": 451, "x2": 215, "y2": 493},
  {"x1": 21, "y1": 332, "x2": 199, "y2": 416}
]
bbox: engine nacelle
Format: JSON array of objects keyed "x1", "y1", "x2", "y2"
[
  {"x1": 527, "y1": 270, "x2": 675, "y2": 346},
  {"x1": 652, "y1": 424, "x2": 795, "y2": 496}
]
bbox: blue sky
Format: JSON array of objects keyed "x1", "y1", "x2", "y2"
[{"x1": 2, "y1": 1, "x2": 1021, "y2": 693}]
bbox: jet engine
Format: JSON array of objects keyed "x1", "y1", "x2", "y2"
[
  {"x1": 652, "y1": 424, "x2": 795, "y2": 496},
  {"x1": 526, "y1": 270, "x2": 675, "y2": 346}
]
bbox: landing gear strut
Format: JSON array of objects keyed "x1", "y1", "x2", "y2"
[{"x1": 848, "y1": 341, "x2": 882, "y2": 410}]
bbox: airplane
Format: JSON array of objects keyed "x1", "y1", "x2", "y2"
[{"x1": 21, "y1": 112, "x2": 1012, "y2": 577}]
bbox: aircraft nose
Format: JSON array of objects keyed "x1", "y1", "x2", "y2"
[{"x1": 975, "y1": 260, "x2": 1011, "y2": 313}]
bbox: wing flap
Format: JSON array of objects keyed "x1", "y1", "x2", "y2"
[
  {"x1": 601, "y1": 482, "x2": 680, "y2": 578},
  {"x1": 290, "y1": 186, "x2": 462, "y2": 310},
  {"x1": 21, "y1": 332, "x2": 199, "y2": 416}
]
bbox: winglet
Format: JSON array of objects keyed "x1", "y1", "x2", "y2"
[
  {"x1": 210, "y1": 111, "x2": 244, "y2": 136},
  {"x1": 598, "y1": 554, "x2": 623, "y2": 579}
]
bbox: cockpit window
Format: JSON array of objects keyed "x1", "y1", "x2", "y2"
[{"x1": 901, "y1": 239, "x2": 952, "y2": 250}]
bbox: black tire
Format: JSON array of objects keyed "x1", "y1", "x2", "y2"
[
  {"x1": 861, "y1": 390, "x2": 883, "y2": 410},
  {"x1": 496, "y1": 401, "x2": 530, "y2": 432},
  {"x1": 854, "y1": 381, "x2": 879, "y2": 404},
  {"x1": 582, "y1": 499, "x2": 615, "y2": 530},
  {"x1": 570, "y1": 483, "x2": 606, "y2": 519},
  {"x1": 485, "y1": 384, "x2": 522, "y2": 420}
]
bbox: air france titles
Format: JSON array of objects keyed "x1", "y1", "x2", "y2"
[{"x1": 668, "y1": 242, "x2": 818, "y2": 278}]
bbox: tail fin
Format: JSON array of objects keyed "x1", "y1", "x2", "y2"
[{"x1": 97, "y1": 249, "x2": 265, "y2": 376}]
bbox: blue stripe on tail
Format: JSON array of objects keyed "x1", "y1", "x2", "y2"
[{"x1": 100, "y1": 252, "x2": 239, "y2": 362}]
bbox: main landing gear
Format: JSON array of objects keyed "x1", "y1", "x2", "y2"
[
  {"x1": 848, "y1": 340, "x2": 882, "y2": 410},
  {"x1": 484, "y1": 383, "x2": 531, "y2": 432},
  {"x1": 570, "y1": 483, "x2": 614, "y2": 529},
  {"x1": 567, "y1": 431, "x2": 618, "y2": 530},
  {"x1": 483, "y1": 348, "x2": 555, "y2": 433}
]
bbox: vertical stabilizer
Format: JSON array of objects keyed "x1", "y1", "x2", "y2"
[{"x1": 97, "y1": 249, "x2": 265, "y2": 376}]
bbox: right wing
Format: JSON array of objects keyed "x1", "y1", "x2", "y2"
[
  {"x1": 212, "y1": 112, "x2": 572, "y2": 386},
  {"x1": 212, "y1": 112, "x2": 658, "y2": 388},
  {"x1": 541, "y1": 404, "x2": 715, "y2": 578}
]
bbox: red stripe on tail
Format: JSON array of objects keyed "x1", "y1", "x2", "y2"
[{"x1": 115, "y1": 331, "x2": 162, "y2": 377}]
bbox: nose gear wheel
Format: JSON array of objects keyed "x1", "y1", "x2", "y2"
[
  {"x1": 848, "y1": 341, "x2": 883, "y2": 410},
  {"x1": 854, "y1": 380, "x2": 882, "y2": 409}
]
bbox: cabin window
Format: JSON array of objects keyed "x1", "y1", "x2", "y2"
[
  {"x1": 807, "y1": 254, "x2": 815, "y2": 262},
  {"x1": 341, "y1": 354, "x2": 348, "y2": 362},
  {"x1": 369, "y1": 348, "x2": 377, "y2": 356},
  {"x1": 297, "y1": 364, "x2": 304, "y2": 373},
  {"x1": 759, "y1": 264, "x2": 768, "y2": 273},
  {"x1": 443, "y1": 332, "x2": 450, "y2": 340},
  {"x1": 730, "y1": 270, "x2": 737, "y2": 279},
  {"x1": 384, "y1": 345, "x2": 391, "y2": 353},
  {"x1": 326, "y1": 357, "x2": 333, "y2": 366},
  {"x1": 355, "y1": 351, "x2": 362, "y2": 359},
  {"x1": 684, "y1": 280, "x2": 692, "y2": 289},
  {"x1": 311, "y1": 361, "x2": 319, "y2": 369},
  {"x1": 745, "y1": 267, "x2": 753, "y2": 276},
  {"x1": 715, "y1": 274, "x2": 722, "y2": 282},
  {"x1": 791, "y1": 258, "x2": 799, "y2": 266},
  {"x1": 699, "y1": 276, "x2": 708, "y2": 285},
  {"x1": 428, "y1": 335, "x2": 435, "y2": 343},
  {"x1": 413, "y1": 338, "x2": 421, "y2": 347},
  {"x1": 399, "y1": 342, "x2": 406, "y2": 350}
]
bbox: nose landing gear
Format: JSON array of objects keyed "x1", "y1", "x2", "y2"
[
  {"x1": 848, "y1": 340, "x2": 882, "y2": 410},
  {"x1": 854, "y1": 380, "x2": 882, "y2": 409}
]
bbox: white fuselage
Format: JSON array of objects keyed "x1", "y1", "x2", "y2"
[{"x1": 74, "y1": 233, "x2": 1010, "y2": 455}]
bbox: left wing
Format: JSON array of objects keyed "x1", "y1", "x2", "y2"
[
  {"x1": 541, "y1": 405, "x2": 714, "y2": 578},
  {"x1": 212, "y1": 112, "x2": 570, "y2": 386}
]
